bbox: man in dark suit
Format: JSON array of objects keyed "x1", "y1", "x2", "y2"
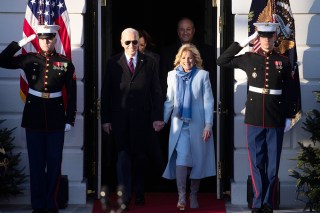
[
  {"x1": 0, "y1": 25, "x2": 77, "y2": 213},
  {"x1": 138, "y1": 29, "x2": 160, "y2": 67},
  {"x1": 217, "y1": 22, "x2": 300, "y2": 213},
  {"x1": 100, "y1": 27, "x2": 164, "y2": 210}
]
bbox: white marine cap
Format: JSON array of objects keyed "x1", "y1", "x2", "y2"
[
  {"x1": 36, "y1": 24, "x2": 60, "y2": 39},
  {"x1": 253, "y1": 22, "x2": 280, "y2": 37}
]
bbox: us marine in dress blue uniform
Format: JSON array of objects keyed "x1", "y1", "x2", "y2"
[
  {"x1": 217, "y1": 23, "x2": 300, "y2": 213},
  {"x1": 0, "y1": 25, "x2": 76, "y2": 213}
]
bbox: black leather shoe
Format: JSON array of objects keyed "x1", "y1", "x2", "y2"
[
  {"x1": 263, "y1": 204, "x2": 273, "y2": 213},
  {"x1": 251, "y1": 208, "x2": 263, "y2": 213},
  {"x1": 32, "y1": 209, "x2": 46, "y2": 213},
  {"x1": 120, "y1": 206, "x2": 129, "y2": 211},
  {"x1": 120, "y1": 200, "x2": 130, "y2": 211},
  {"x1": 135, "y1": 196, "x2": 145, "y2": 205},
  {"x1": 47, "y1": 208, "x2": 59, "y2": 213}
]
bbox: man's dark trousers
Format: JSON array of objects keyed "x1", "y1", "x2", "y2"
[{"x1": 26, "y1": 129, "x2": 64, "y2": 209}]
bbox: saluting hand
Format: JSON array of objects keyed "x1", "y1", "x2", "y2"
[
  {"x1": 18, "y1": 34, "x2": 36, "y2": 47},
  {"x1": 239, "y1": 31, "x2": 259, "y2": 47}
]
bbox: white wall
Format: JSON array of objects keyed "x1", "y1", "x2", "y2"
[
  {"x1": 0, "y1": 0, "x2": 87, "y2": 205},
  {"x1": 231, "y1": 0, "x2": 320, "y2": 207}
]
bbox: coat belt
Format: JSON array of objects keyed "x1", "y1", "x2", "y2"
[
  {"x1": 249, "y1": 86, "x2": 282, "y2": 95},
  {"x1": 28, "y1": 88, "x2": 62, "y2": 98}
]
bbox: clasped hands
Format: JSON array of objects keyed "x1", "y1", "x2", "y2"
[
  {"x1": 102, "y1": 121, "x2": 165, "y2": 134},
  {"x1": 153, "y1": 121, "x2": 165, "y2": 132}
]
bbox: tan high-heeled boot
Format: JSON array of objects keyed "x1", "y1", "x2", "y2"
[{"x1": 176, "y1": 166, "x2": 188, "y2": 211}]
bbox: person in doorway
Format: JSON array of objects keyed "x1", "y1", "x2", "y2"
[
  {"x1": 159, "y1": 18, "x2": 217, "y2": 188},
  {"x1": 138, "y1": 29, "x2": 166, "y2": 178},
  {"x1": 160, "y1": 17, "x2": 216, "y2": 98},
  {"x1": 100, "y1": 27, "x2": 164, "y2": 211},
  {"x1": 216, "y1": 22, "x2": 299, "y2": 213},
  {"x1": 0, "y1": 24, "x2": 77, "y2": 213},
  {"x1": 162, "y1": 43, "x2": 216, "y2": 211},
  {"x1": 138, "y1": 29, "x2": 160, "y2": 66}
]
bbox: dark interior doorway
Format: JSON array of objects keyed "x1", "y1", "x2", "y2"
[
  {"x1": 100, "y1": 0, "x2": 218, "y2": 194},
  {"x1": 109, "y1": 0, "x2": 210, "y2": 54}
]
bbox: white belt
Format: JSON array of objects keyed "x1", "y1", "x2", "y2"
[
  {"x1": 249, "y1": 86, "x2": 282, "y2": 95},
  {"x1": 28, "y1": 88, "x2": 62, "y2": 98}
]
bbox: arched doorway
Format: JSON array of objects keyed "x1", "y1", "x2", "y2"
[{"x1": 100, "y1": 0, "x2": 218, "y2": 193}]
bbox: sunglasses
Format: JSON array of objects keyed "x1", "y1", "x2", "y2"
[{"x1": 124, "y1": 40, "x2": 138, "y2": 45}]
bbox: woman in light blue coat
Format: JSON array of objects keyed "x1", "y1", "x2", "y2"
[{"x1": 162, "y1": 43, "x2": 216, "y2": 211}]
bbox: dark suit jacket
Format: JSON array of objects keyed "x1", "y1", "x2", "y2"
[
  {"x1": 100, "y1": 52, "x2": 163, "y2": 154},
  {"x1": 142, "y1": 50, "x2": 160, "y2": 68}
]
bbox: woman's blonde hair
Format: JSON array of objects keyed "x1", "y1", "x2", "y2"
[{"x1": 173, "y1": 43, "x2": 203, "y2": 69}]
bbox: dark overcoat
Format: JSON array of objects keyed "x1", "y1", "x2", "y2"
[{"x1": 100, "y1": 52, "x2": 163, "y2": 154}]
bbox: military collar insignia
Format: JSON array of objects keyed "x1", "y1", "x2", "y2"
[
  {"x1": 258, "y1": 49, "x2": 274, "y2": 56},
  {"x1": 40, "y1": 51, "x2": 54, "y2": 57}
]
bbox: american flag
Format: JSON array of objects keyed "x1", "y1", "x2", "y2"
[
  {"x1": 20, "y1": 0, "x2": 72, "y2": 102},
  {"x1": 248, "y1": 0, "x2": 269, "y2": 52}
]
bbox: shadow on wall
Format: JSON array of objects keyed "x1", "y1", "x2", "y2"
[{"x1": 302, "y1": 1, "x2": 320, "y2": 111}]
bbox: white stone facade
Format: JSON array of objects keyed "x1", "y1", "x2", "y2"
[{"x1": 0, "y1": 0, "x2": 319, "y2": 208}]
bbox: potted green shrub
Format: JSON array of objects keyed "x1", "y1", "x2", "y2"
[
  {"x1": 0, "y1": 119, "x2": 27, "y2": 198},
  {"x1": 289, "y1": 91, "x2": 320, "y2": 212}
]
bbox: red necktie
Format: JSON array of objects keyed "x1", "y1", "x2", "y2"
[{"x1": 128, "y1": 58, "x2": 135, "y2": 74}]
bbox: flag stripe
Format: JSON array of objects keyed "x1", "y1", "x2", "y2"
[
  {"x1": 56, "y1": 14, "x2": 71, "y2": 59},
  {"x1": 248, "y1": 0, "x2": 271, "y2": 52}
]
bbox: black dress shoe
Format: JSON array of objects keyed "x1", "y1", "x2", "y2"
[
  {"x1": 47, "y1": 208, "x2": 59, "y2": 213},
  {"x1": 120, "y1": 200, "x2": 130, "y2": 211},
  {"x1": 32, "y1": 209, "x2": 46, "y2": 213},
  {"x1": 263, "y1": 204, "x2": 273, "y2": 213},
  {"x1": 135, "y1": 196, "x2": 145, "y2": 205},
  {"x1": 251, "y1": 208, "x2": 263, "y2": 213}
]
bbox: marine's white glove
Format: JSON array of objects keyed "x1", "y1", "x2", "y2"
[
  {"x1": 64, "y1": 123, "x2": 71, "y2": 132},
  {"x1": 241, "y1": 107, "x2": 246, "y2": 116},
  {"x1": 284, "y1": 118, "x2": 292, "y2": 132},
  {"x1": 18, "y1": 34, "x2": 36, "y2": 47},
  {"x1": 239, "y1": 31, "x2": 259, "y2": 47}
]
